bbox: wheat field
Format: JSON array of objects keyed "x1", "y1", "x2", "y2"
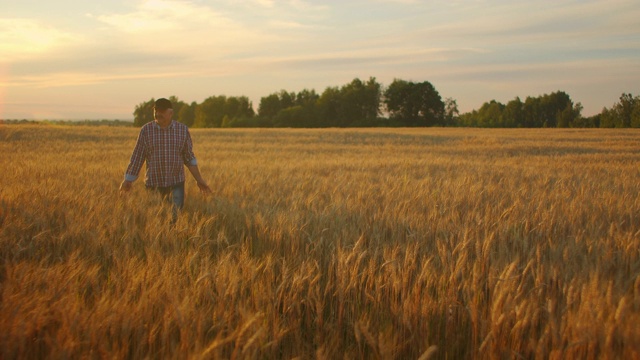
[{"x1": 1, "y1": 124, "x2": 639, "y2": 359}]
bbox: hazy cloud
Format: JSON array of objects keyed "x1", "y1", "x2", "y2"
[
  {"x1": 251, "y1": 0, "x2": 275, "y2": 7},
  {"x1": 91, "y1": 0, "x2": 272, "y2": 55},
  {"x1": 0, "y1": 18, "x2": 83, "y2": 62}
]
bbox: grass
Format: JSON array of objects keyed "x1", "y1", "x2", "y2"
[{"x1": 1, "y1": 124, "x2": 639, "y2": 359}]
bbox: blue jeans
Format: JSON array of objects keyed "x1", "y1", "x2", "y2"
[{"x1": 147, "y1": 182, "x2": 184, "y2": 223}]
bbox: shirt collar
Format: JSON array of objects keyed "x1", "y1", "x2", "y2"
[{"x1": 154, "y1": 119, "x2": 174, "y2": 129}]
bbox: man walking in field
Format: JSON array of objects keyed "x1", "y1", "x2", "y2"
[{"x1": 119, "y1": 98, "x2": 211, "y2": 222}]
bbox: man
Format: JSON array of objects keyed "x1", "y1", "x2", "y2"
[{"x1": 120, "y1": 98, "x2": 211, "y2": 222}]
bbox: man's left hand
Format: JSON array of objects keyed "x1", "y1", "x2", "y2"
[{"x1": 197, "y1": 181, "x2": 212, "y2": 195}]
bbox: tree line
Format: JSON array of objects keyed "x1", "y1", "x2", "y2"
[
  {"x1": 133, "y1": 77, "x2": 640, "y2": 128},
  {"x1": 459, "y1": 92, "x2": 640, "y2": 128}
]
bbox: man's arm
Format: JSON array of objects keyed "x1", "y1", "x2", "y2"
[
  {"x1": 182, "y1": 127, "x2": 211, "y2": 194},
  {"x1": 119, "y1": 179, "x2": 133, "y2": 193},
  {"x1": 187, "y1": 164, "x2": 212, "y2": 194},
  {"x1": 120, "y1": 127, "x2": 147, "y2": 194}
]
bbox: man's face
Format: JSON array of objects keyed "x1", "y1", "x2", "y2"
[{"x1": 154, "y1": 108, "x2": 172, "y2": 123}]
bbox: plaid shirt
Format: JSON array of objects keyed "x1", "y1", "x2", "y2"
[{"x1": 125, "y1": 120, "x2": 198, "y2": 187}]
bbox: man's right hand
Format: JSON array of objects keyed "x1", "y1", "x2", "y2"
[{"x1": 119, "y1": 180, "x2": 132, "y2": 194}]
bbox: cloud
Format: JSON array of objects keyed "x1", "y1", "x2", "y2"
[
  {"x1": 0, "y1": 0, "x2": 283, "y2": 89},
  {"x1": 5, "y1": 70, "x2": 194, "y2": 88},
  {"x1": 94, "y1": 0, "x2": 216, "y2": 33},
  {"x1": 287, "y1": 0, "x2": 329, "y2": 12},
  {"x1": 0, "y1": 18, "x2": 83, "y2": 62},
  {"x1": 251, "y1": 0, "x2": 275, "y2": 7},
  {"x1": 448, "y1": 0, "x2": 639, "y2": 45},
  {"x1": 267, "y1": 20, "x2": 313, "y2": 29},
  {"x1": 91, "y1": 0, "x2": 276, "y2": 59},
  {"x1": 372, "y1": 0, "x2": 419, "y2": 4},
  {"x1": 262, "y1": 47, "x2": 487, "y2": 71}
]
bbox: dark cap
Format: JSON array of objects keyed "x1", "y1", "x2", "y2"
[{"x1": 154, "y1": 98, "x2": 173, "y2": 111}]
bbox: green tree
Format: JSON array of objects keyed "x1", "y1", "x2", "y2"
[
  {"x1": 178, "y1": 101, "x2": 197, "y2": 127},
  {"x1": 567, "y1": 102, "x2": 584, "y2": 128},
  {"x1": 522, "y1": 96, "x2": 541, "y2": 127},
  {"x1": 618, "y1": 93, "x2": 635, "y2": 127},
  {"x1": 520, "y1": 92, "x2": 576, "y2": 128},
  {"x1": 194, "y1": 95, "x2": 254, "y2": 128},
  {"x1": 221, "y1": 115, "x2": 232, "y2": 128},
  {"x1": 600, "y1": 107, "x2": 617, "y2": 128},
  {"x1": 258, "y1": 93, "x2": 282, "y2": 119},
  {"x1": 224, "y1": 96, "x2": 255, "y2": 120},
  {"x1": 295, "y1": 89, "x2": 319, "y2": 107},
  {"x1": 274, "y1": 105, "x2": 306, "y2": 127},
  {"x1": 336, "y1": 77, "x2": 381, "y2": 126},
  {"x1": 293, "y1": 89, "x2": 320, "y2": 127},
  {"x1": 194, "y1": 96, "x2": 226, "y2": 128},
  {"x1": 615, "y1": 93, "x2": 640, "y2": 128},
  {"x1": 317, "y1": 86, "x2": 341, "y2": 127},
  {"x1": 457, "y1": 110, "x2": 478, "y2": 127},
  {"x1": 502, "y1": 97, "x2": 524, "y2": 128},
  {"x1": 168, "y1": 96, "x2": 186, "y2": 122},
  {"x1": 573, "y1": 113, "x2": 599, "y2": 128},
  {"x1": 632, "y1": 100, "x2": 640, "y2": 128},
  {"x1": 443, "y1": 97, "x2": 459, "y2": 127},
  {"x1": 476, "y1": 100, "x2": 505, "y2": 127},
  {"x1": 556, "y1": 101, "x2": 582, "y2": 128},
  {"x1": 278, "y1": 90, "x2": 296, "y2": 110},
  {"x1": 457, "y1": 91, "x2": 580, "y2": 128},
  {"x1": 259, "y1": 88, "x2": 322, "y2": 127},
  {"x1": 133, "y1": 99, "x2": 155, "y2": 126},
  {"x1": 384, "y1": 79, "x2": 444, "y2": 126},
  {"x1": 596, "y1": 93, "x2": 639, "y2": 128}
]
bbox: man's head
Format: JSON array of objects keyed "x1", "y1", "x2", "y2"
[
  {"x1": 154, "y1": 98, "x2": 174, "y2": 125},
  {"x1": 154, "y1": 98, "x2": 173, "y2": 111}
]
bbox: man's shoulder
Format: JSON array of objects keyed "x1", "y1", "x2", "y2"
[
  {"x1": 140, "y1": 121, "x2": 157, "y2": 131},
  {"x1": 172, "y1": 120, "x2": 188, "y2": 129},
  {"x1": 172, "y1": 121, "x2": 191, "y2": 133}
]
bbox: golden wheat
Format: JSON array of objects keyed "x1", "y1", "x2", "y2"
[{"x1": 1, "y1": 124, "x2": 639, "y2": 359}]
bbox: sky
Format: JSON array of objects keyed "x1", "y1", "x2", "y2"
[{"x1": 1, "y1": 0, "x2": 639, "y2": 120}]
